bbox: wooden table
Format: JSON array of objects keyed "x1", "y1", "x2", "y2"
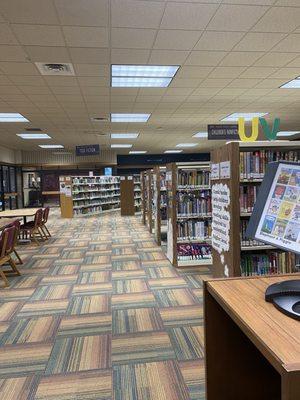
[
  {"x1": 0, "y1": 218, "x2": 22, "y2": 231},
  {"x1": 204, "y1": 274, "x2": 300, "y2": 400},
  {"x1": 0, "y1": 208, "x2": 40, "y2": 223}
]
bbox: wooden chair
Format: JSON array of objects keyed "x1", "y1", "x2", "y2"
[
  {"x1": 6, "y1": 220, "x2": 23, "y2": 264},
  {"x1": 41, "y1": 206, "x2": 51, "y2": 238},
  {"x1": 0, "y1": 225, "x2": 21, "y2": 287},
  {"x1": 20, "y1": 208, "x2": 45, "y2": 245}
]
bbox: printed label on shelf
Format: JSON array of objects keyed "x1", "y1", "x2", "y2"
[
  {"x1": 220, "y1": 161, "x2": 231, "y2": 179},
  {"x1": 211, "y1": 163, "x2": 220, "y2": 180},
  {"x1": 211, "y1": 183, "x2": 230, "y2": 254}
]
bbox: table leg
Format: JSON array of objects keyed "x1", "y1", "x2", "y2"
[{"x1": 282, "y1": 372, "x2": 300, "y2": 400}]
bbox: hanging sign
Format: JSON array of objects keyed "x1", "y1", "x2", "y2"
[
  {"x1": 76, "y1": 144, "x2": 100, "y2": 156},
  {"x1": 208, "y1": 124, "x2": 239, "y2": 140}
]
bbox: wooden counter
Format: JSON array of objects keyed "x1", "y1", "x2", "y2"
[{"x1": 204, "y1": 274, "x2": 300, "y2": 400}]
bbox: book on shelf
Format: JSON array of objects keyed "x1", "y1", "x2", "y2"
[
  {"x1": 177, "y1": 219, "x2": 211, "y2": 241},
  {"x1": 177, "y1": 243, "x2": 212, "y2": 261},
  {"x1": 239, "y1": 185, "x2": 258, "y2": 213},
  {"x1": 177, "y1": 169, "x2": 210, "y2": 187},
  {"x1": 177, "y1": 191, "x2": 211, "y2": 216},
  {"x1": 241, "y1": 251, "x2": 298, "y2": 276},
  {"x1": 240, "y1": 150, "x2": 300, "y2": 181}
]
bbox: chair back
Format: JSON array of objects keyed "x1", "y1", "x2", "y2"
[
  {"x1": 34, "y1": 209, "x2": 44, "y2": 227},
  {"x1": 43, "y1": 207, "x2": 50, "y2": 224},
  {"x1": 0, "y1": 225, "x2": 16, "y2": 256}
]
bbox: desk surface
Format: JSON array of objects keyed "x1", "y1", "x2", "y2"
[
  {"x1": 0, "y1": 218, "x2": 21, "y2": 230},
  {"x1": 207, "y1": 274, "x2": 300, "y2": 373},
  {"x1": 0, "y1": 208, "x2": 40, "y2": 218}
]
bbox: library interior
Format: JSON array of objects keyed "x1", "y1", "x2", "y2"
[{"x1": 0, "y1": 1, "x2": 299, "y2": 399}]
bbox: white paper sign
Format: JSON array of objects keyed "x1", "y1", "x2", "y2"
[
  {"x1": 220, "y1": 161, "x2": 231, "y2": 179},
  {"x1": 211, "y1": 183, "x2": 231, "y2": 254},
  {"x1": 65, "y1": 185, "x2": 72, "y2": 197},
  {"x1": 89, "y1": 171, "x2": 94, "y2": 177},
  {"x1": 211, "y1": 163, "x2": 220, "y2": 180}
]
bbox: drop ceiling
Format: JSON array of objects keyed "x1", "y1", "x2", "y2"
[{"x1": 0, "y1": 0, "x2": 300, "y2": 155}]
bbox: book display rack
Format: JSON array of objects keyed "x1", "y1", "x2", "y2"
[
  {"x1": 211, "y1": 142, "x2": 300, "y2": 278},
  {"x1": 165, "y1": 162, "x2": 212, "y2": 267}
]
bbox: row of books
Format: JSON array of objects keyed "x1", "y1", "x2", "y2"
[
  {"x1": 240, "y1": 220, "x2": 267, "y2": 247},
  {"x1": 241, "y1": 251, "x2": 298, "y2": 276},
  {"x1": 240, "y1": 150, "x2": 300, "y2": 180},
  {"x1": 177, "y1": 243, "x2": 212, "y2": 261},
  {"x1": 177, "y1": 169, "x2": 210, "y2": 187},
  {"x1": 240, "y1": 185, "x2": 259, "y2": 213},
  {"x1": 177, "y1": 192, "x2": 211, "y2": 216},
  {"x1": 177, "y1": 220, "x2": 211, "y2": 241},
  {"x1": 72, "y1": 176, "x2": 120, "y2": 185}
]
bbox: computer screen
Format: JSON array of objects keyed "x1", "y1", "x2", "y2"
[
  {"x1": 104, "y1": 167, "x2": 113, "y2": 176},
  {"x1": 246, "y1": 161, "x2": 300, "y2": 254}
]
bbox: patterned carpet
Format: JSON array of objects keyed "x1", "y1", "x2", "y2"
[{"x1": 0, "y1": 210, "x2": 211, "y2": 400}]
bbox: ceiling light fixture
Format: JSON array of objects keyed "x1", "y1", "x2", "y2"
[
  {"x1": 176, "y1": 143, "x2": 198, "y2": 148},
  {"x1": 221, "y1": 112, "x2": 268, "y2": 122},
  {"x1": 111, "y1": 144, "x2": 133, "y2": 148},
  {"x1": 193, "y1": 132, "x2": 208, "y2": 138},
  {"x1": 39, "y1": 144, "x2": 64, "y2": 149},
  {"x1": 0, "y1": 113, "x2": 29, "y2": 122},
  {"x1": 164, "y1": 150, "x2": 183, "y2": 153},
  {"x1": 111, "y1": 133, "x2": 139, "y2": 139},
  {"x1": 111, "y1": 65, "x2": 179, "y2": 87},
  {"x1": 280, "y1": 76, "x2": 300, "y2": 89},
  {"x1": 129, "y1": 150, "x2": 147, "y2": 154},
  {"x1": 277, "y1": 131, "x2": 300, "y2": 137},
  {"x1": 17, "y1": 133, "x2": 51, "y2": 139},
  {"x1": 111, "y1": 113, "x2": 151, "y2": 122}
]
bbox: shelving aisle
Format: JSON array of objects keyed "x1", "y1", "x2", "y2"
[{"x1": 0, "y1": 209, "x2": 210, "y2": 400}]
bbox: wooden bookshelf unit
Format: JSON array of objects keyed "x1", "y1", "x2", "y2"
[{"x1": 204, "y1": 274, "x2": 300, "y2": 400}]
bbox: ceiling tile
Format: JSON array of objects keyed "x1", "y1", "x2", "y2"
[
  {"x1": 184, "y1": 51, "x2": 226, "y2": 66},
  {"x1": 50, "y1": 86, "x2": 81, "y2": 94},
  {"x1": 154, "y1": 30, "x2": 202, "y2": 50},
  {"x1": 269, "y1": 67, "x2": 300, "y2": 79},
  {"x1": 43, "y1": 76, "x2": 78, "y2": 86},
  {"x1": 272, "y1": 34, "x2": 300, "y2": 52},
  {"x1": 111, "y1": 28, "x2": 156, "y2": 49},
  {"x1": 208, "y1": 66, "x2": 247, "y2": 78},
  {"x1": 233, "y1": 32, "x2": 286, "y2": 52},
  {"x1": 207, "y1": 4, "x2": 269, "y2": 31},
  {"x1": 54, "y1": 0, "x2": 109, "y2": 27},
  {"x1": 12, "y1": 24, "x2": 65, "y2": 46},
  {"x1": 0, "y1": 76, "x2": 13, "y2": 85},
  {"x1": 194, "y1": 31, "x2": 245, "y2": 51},
  {"x1": 161, "y1": 3, "x2": 218, "y2": 30},
  {"x1": 0, "y1": 62, "x2": 39, "y2": 75},
  {"x1": 77, "y1": 77, "x2": 109, "y2": 87},
  {"x1": 176, "y1": 66, "x2": 214, "y2": 78},
  {"x1": 0, "y1": 24, "x2": 18, "y2": 45},
  {"x1": 239, "y1": 67, "x2": 278, "y2": 78},
  {"x1": 149, "y1": 50, "x2": 189, "y2": 64},
  {"x1": 220, "y1": 52, "x2": 264, "y2": 67},
  {"x1": 254, "y1": 52, "x2": 298, "y2": 67},
  {"x1": 1, "y1": 0, "x2": 59, "y2": 24},
  {"x1": 69, "y1": 48, "x2": 109, "y2": 64},
  {"x1": 252, "y1": 7, "x2": 300, "y2": 32},
  {"x1": 111, "y1": 0, "x2": 164, "y2": 29},
  {"x1": 0, "y1": 45, "x2": 28, "y2": 62},
  {"x1": 111, "y1": 49, "x2": 150, "y2": 64},
  {"x1": 24, "y1": 46, "x2": 71, "y2": 63},
  {"x1": 199, "y1": 78, "x2": 233, "y2": 88},
  {"x1": 170, "y1": 78, "x2": 203, "y2": 88},
  {"x1": 226, "y1": 78, "x2": 262, "y2": 88},
  {"x1": 8, "y1": 75, "x2": 46, "y2": 85},
  {"x1": 18, "y1": 86, "x2": 52, "y2": 94},
  {"x1": 63, "y1": 27, "x2": 109, "y2": 48},
  {"x1": 74, "y1": 64, "x2": 109, "y2": 77}
]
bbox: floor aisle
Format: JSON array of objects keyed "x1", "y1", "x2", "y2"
[{"x1": 0, "y1": 211, "x2": 211, "y2": 400}]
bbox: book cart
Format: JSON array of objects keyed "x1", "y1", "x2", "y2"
[
  {"x1": 60, "y1": 175, "x2": 121, "y2": 218},
  {"x1": 165, "y1": 162, "x2": 212, "y2": 268},
  {"x1": 152, "y1": 166, "x2": 167, "y2": 246},
  {"x1": 211, "y1": 141, "x2": 300, "y2": 278}
]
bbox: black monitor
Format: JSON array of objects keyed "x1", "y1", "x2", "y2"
[{"x1": 246, "y1": 161, "x2": 300, "y2": 255}]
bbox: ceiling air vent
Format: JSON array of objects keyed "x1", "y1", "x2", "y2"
[
  {"x1": 25, "y1": 128, "x2": 42, "y2": 131},
  {"x1": 35, "y1": 62, "x2": 75, "y2": 76},
  {"x1": 91, "y1": 117, "x2": 109, "y2": 122}
]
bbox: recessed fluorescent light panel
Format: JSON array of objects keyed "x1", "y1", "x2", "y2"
[
  {"x1": 176, "y1": 143, "x2": 197, "y2": 148},
  {"x1": 111, "y1": 133, "x2": 139, "y2": 139},
  {"x1": 221, "y1": 112, "x2": 268, "y2": 122},
  {"x1": 111, "y1": 65, "x2": 179, "y2": 87},
  {"x1": 277, "y1": 131, "x2": 300, "y2": 137},
  {"x1": 111, "y1": 113, "x2": 150, "y2": 122},
  {"x1": 280, "y1": 76, "x2": 300, "y2": 89},
  {"x1": 17, "y1": 133, "x2": 51, "y2": 139},
  {"x1": 111, "y1": 144, "x2": 133, "y2": 148},
  {"x1": 39, "y1": 144, "x2": 64, "y2": 149},
  {"x1": 193, "y1": 132, "x2": 208, "y2": 138},
  {"x1": 164, "y1": 150, "x2": 183, "y2": 153},
  {"x1": 0, "y1": 113, "x2": 29, "y2": 122},
  {"x1": 129, "y1": 150, "x2": 147, "y2": 154}
]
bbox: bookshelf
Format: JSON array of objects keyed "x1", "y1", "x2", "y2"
[
  {"x1": 152, "y1": 166, "x2": 167, "y2": 246},
  {"x1": 133, "y1": 174, "x2": 141, "y2": 212},
  {"x1": 140, "y1": 171, "x2": 146, "y2": 225},
  {"x1": 60, "y1": 175, "x2": 121, "y2": 218},
  {"x1": 120, "y1": 176, "x2": 135, "y2": 216},
  {"x1": 211, "y1": 141, "x2": 300, "y2": 278},
  {"x1": 165, "y1": 162, "x2": 212, "y2": 268},
  {"x1": 145, "y1": 169, "x2": 153, "y2": 233}
]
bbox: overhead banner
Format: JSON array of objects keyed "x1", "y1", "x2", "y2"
[
  {"x1": 208, "y1": 124, "x2": 239, "y2": 140},
  {"x1": 76, "y1": 144, "x2": 100, "y2": 156}
]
